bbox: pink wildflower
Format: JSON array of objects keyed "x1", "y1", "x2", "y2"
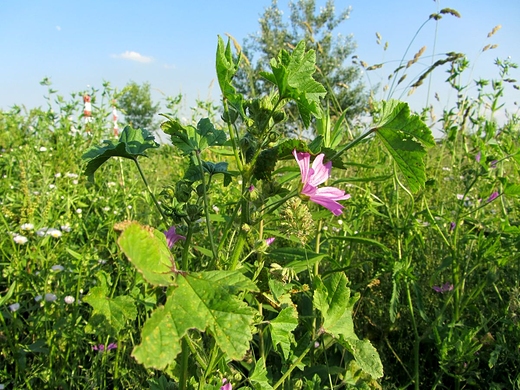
[
  {"x1": 432, "y1": 283, "x2": 453, "y2": 293},
  {"x1": 265, "y1": 237, "x2": 275, "y2": 246},
  {"x1": 220, "y1": 378, "x2": 232, "y2": 390},
  {"x1": 293, "y1": 150, "x2": 350, "y2": 216},
  {"x1": 164, "y1": 226, "x2": 186, "y2": 248},
  {"x1": 487, "y1": 191, "x2": 499, "y2": 203},
  {"x1": 92, "y1": 342, "x2": 117, "y2": 352}
]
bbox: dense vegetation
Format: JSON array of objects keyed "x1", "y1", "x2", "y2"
[{"x1": 1, "y1": 4, "x2": 519, "y2": 390}]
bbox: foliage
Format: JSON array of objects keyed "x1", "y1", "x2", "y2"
[
  {"x1": 0, "y1": 16, "x2": 519, "y2": 390},
  {"x1": 118, "y1": 81, "x2": 160, "y2": 131},
  {"x1": 235, "y1": 0, "x2": 367, "y2": 128}
]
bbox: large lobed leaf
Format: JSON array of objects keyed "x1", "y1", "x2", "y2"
[
  {"x1": 131, "y1": 270, "x2": 258, "y2": 370},
  {"x1": 373, "y1": 100, "x2": 435, "y2": 192},
  {"x1": 82, "y1": 125, "x2": 159, "y2": 179},
  {"x1": 83, "y1": 271, "x2": 137, "y2": 335},
  {"x1": 260, "y1": 41, "x2": 326, "y2": 127},
  {"x1": 216, "y1": 36, "x2": 245, "y2": 116},
  {"x1": 117, "y1": 221, "x2": 176, "y2": 286},
  {"x1": 161, "y1": 116, "x2": 226, "y2": 155},
  {"x1": 314, "y1": 273, "x2": 383, "y2": 379}
]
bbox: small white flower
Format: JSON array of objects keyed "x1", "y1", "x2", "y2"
[
  {"x1": 212, "y1": 205, "x2": 219, "y2": 213},
  {"x1": 64, "y1": 296, "x2": 75, "y2": 304},
  {"x1": 36, "y1": 227, "x2": 48, "y2": 237},
  {"x1": 60, "y1": 224, "x2": 71, "y2": 232},
  {"x1": 49, "y1": 184, "x2": 56, "y2": 190},
  {"x1": 456, "y1": 194, "x2": 465, "y2": 200},
  {"x1": 21, "y1": 223, "x2": 34, "y2": 231},
  {"x1": 13, "y1": 234, "x2": 28, "y2": 244},
  {"x1": 127, "y1": 205, "x2": 132, "y2": 209},
  {"x1": 51, "y1": 265, "x2": 64, "y2": 272},
  {"x1": 107, "y1": 182, "x2": 116, "y2": 187},
  {"x1": 76, "y1": 208, "x2": 82, "y2": 214},
  {"x1": 39, "y1": 146, "x2": 48, "y2": 152},
  {"x1": 9, "y1": 302, "x2": 20, "y2": 312},
  {"x1": 72, "y1": 179, "x2": 78, "y2": 185},
  {"x1": 103, "y1": 207, "x2": 110, "y2": 212},
  {"x1": 442, "y1": 167, "x2": 451, "y2": 172},
  {"x1": 47, "y1": 228, "x2": 62, "y2": 238},
  {"x1": 55, "y1": 172, "x2": 62, "y2": 178},
  {"x1": 35, "y1": 295, "x2": 43, "y2": 302},
  {"x1": 337, "y1": 219, "x2": 343, "y2": 225},
  {"x1": 44, "y1": 293, "x2": 57, "y2": 302},
  {"x1": 66, "y1": 172, "x2": 78, "y2": 178},
  {"x1": 33, "y1": 191, "x2": 40, "y2": 196}
]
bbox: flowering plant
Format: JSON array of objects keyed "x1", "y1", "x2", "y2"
[{"x1": 82, "y1": 37, "x2": 435, "y2": 388}]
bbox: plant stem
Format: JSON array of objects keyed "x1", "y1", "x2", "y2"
[
  {"x1": 273, "y1": 340, "x2": 314, "y2": 389},
  {"x1": 406, "y1": 283, "x2": 420, "y2": 390},
  {"x1": 194, "y1": 151, "x2": 219, "y2": 262},
  {"x1": 132, "y1": 157, "x2": 167, "y2": 221},
  {"x1": 179, "y1": 337, "x2": 190, "y2": 390},
  {"x1": 330, "y1": 127, "x2": 377, "y2": 161}
]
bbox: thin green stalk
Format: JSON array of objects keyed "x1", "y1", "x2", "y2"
[
  {"x1": 194, "y1": 151, "x2": 219, "y2": 262},
  {"x1": 273, "y1": 339, "x2": 315, "y2": 389},
  {"x1": 330, "y1": 127, "x2": 377, "y2": 162},
  {"x1": 222, "y1": 99, "x2": 244, "y2": 173},
  {"x1": 182, "y1": 222, "x2": 194, "y2": 271},
  {"x1": 132, "y1": 157, "x2": 167, "y2": 221},
  {"x1": 179, "y1": 337, "x2": 190, "y2": 390},
  {"x1": 406, "y1": 283, "x2": 420, "y2": 390}
]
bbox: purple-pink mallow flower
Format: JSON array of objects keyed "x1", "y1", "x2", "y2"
[
  {"x1": 293, "y1": 150, "x2": 350, "y2": 216},
  {"x1": 92, "y1": 343, "x2": 117, "y2": 352},
  {"x1": 164, "y1": 226, "x2": 186, "y2": 249},
  {"x1": 432, "y1": 283, "x2": 453, "y2": 293},
  {"x1": 220, "y1": 378, "x2": 232, "y2": 390},
  {"x1": 487, "y1": 191, "x2": 499, "y2": 203},
  {"x1": 265, "y1": 237, "x2": 275, "y2": 246}
]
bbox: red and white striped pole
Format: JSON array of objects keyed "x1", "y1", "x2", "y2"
[
  {"x1": 112, "y1": 105, "x2": 119, "y2": 137},
  {"x1": 83, "y1": 94, "x2": 92, "y2": 133}
]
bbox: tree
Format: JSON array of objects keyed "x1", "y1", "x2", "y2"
[
  {"x1": 118, "y1": 81, "x2": 160, "y2": 130},
  {"x1": 235, "y1": 0, "x2": 367, "y2": 123}
]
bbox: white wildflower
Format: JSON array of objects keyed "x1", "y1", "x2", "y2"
[{"x1": 13, "y1": 234, "x2": 28, "y2": 244}]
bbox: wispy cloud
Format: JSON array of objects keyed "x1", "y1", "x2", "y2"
[
  {"x1": 56, "y1": 26, "x2": 61, "y2": 31},
  {"x1": 112, "y1": 51, "x2": 153, "y2": 63}
]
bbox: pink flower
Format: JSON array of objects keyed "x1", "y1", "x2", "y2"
[
  {"x1": 487, "y1": 191, "x2": 499, "y2": 203},
  {"x1": 432, "y1": 282, "x2": 453, "y2": 293},
  {"x1": 164, "y1": 226, "x2": 186, "y2": 248},
  {"x1": 220, "y1": 378, "x2": 232, "y2": 390},
  {"x1": 265, "y1": 237, "x2": 275, "y2": 246},
  {"x1": 92, "y1": 342, "x2": 117, "y2": 352},
  {"x1": 293, "y1": 150, "x2": 350, "y2": 216}
]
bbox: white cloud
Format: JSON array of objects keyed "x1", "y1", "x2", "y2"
[
  {"x1": 56, "y1": 26, "x2": 61, "y2": 31},
  {"x1": 113, "y1": 51, "x2": 153, "y2": 63}
]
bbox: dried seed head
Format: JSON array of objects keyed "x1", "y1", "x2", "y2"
[
  {"x1": 360, "y1": 61, "x2": 368, "y2": 68},
  {"x1": 376, "y1": 32, "x2": 382, "y2": 41},
  {"x1": 398, "y1": 74, "x2": 407, "y2": 85},
  {"x1": 430, "y1": 13, "x2": 442, "y2": 21},
  {"x1": 482, "y1": 44, "x2": 491, "y2": 52},
  {"x1": 487, "y1": 25, "x2": 502, "y2": 38},
  {"x1": 439, "y1": 8, "x2": 461, "y2": 18},
  {"x1": 366, "y1": 63, "x2": 383, "y2": 71}
]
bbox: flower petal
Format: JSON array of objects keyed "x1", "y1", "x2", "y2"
[
  {"x1": 308, "y1": 153, "x2": 332, "y2": 187},
  {"x1": 293, "y1": 150, "x2": 311, "y2": 184}
]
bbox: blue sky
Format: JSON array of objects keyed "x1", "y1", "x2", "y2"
[{"x1": 1, "y1": 0, "x2": 519, "y2": 122}]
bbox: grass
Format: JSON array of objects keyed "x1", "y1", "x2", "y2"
[{"x1": 1, "y1": 42, "x2": 519, "y2": 390}]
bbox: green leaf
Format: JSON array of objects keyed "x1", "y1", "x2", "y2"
[
  {"x1": 269, "y1": 306, "x2": 298, "y2": 360},
  {"x1": 314, "y1": 273, "x2": 357, "y2": 337},
  {"x1": 132, "y1": 271, "x2": 258, "y2": 370},
  {"x1": 260, "y1": 40, "x2": 326, "y2": 127},
  {"x1": 83, "y1": 277, "x2": 137, "y2": 334},
  {"x1": 118, "y1": 221, "x2": 177, "y2": 286},
  {"x1": 504, "y1": 182, "x2": 520, "y2": 196},
  {"x1": 314, "y1": 273, "x2": 383, "y2": 379},
  {"x1": 268, "y1": 247, "x2": 328, "y2": 274},
  {"x1": 161, "y1": 116, "x2": 226, "y2": 155},
  {"x1": 339, "y1": 338, "x2": 384, "y2": 380},
  {"x1": 250, "y1": 358, "x2": 274, "y2": 390},
  {"x1": 216, "y1": 36, "x2": 245, "y2": 116},
  {"x1": 82, "y1": 125, "x2": 159, "y2": 178},
  {"x1": 374, "y1": 100, "x2": 434, "y2": 192}
]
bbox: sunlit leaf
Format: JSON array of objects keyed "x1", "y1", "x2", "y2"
[
  {"x1": 132, "y1": 271, "x2": 258, "y2": 370},
  {"x1": 82, "y1": 126, "x2": 158, "y2": 179},
  {"x1": 374, "y1": 100, "x2": 434, "y2": 192}
]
